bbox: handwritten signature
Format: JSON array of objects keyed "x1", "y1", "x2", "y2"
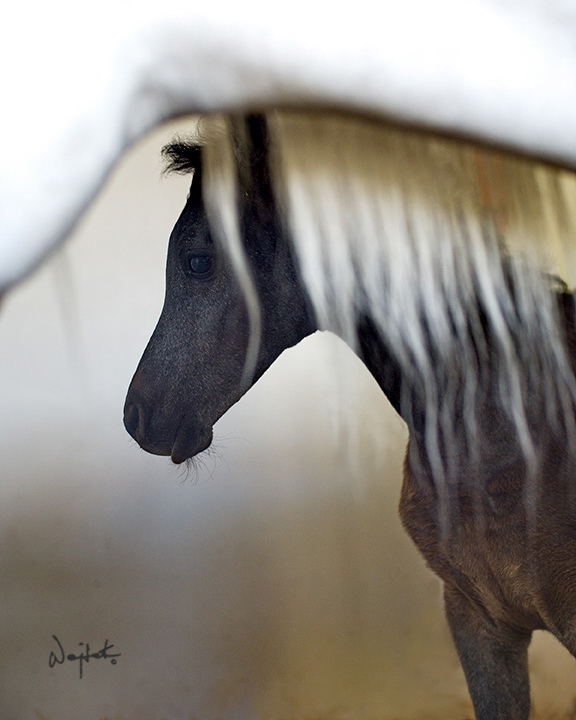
[{"x1": 49, "y1": 635, "x2": 121, "y2": 679}]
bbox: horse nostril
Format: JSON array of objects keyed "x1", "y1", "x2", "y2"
[{"x1": 123, "y1": 401, "x2": 142, "y2": 437}]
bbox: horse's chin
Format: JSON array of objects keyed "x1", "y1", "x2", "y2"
[{"x1": 170, "y1": 426, "x2": 213, "y2": 464}]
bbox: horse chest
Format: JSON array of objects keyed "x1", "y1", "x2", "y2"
[{"x1": 398, "y1": 467, "x2": 571, "y2": 633}]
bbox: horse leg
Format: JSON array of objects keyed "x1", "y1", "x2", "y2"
[{"x1": 444, "y1": 584, "x2": 532, "y2": 720}]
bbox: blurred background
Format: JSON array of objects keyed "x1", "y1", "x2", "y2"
[{"x1": 0, "y1": 119, "x2": 574, "y2": 720}]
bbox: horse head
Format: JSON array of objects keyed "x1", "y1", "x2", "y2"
[{"x1": 123, "y1": 116, "x2": 315, "y2": 463}]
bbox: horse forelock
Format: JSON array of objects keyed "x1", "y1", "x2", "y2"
[{"x1": 161, "y1": 138, "x2": 202, "y2": 175}]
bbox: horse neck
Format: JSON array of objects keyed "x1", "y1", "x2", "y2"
[{"x1": 355, "y1": 315, "x2": 410, "y2": 423}]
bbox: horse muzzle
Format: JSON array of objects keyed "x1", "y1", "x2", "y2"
[{"x1": 123, "y1": 398, "x2": 213, "y2": 464}]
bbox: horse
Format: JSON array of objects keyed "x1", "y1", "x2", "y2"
[{"x1": 125, "y1": 113, "x2": 576, "y2": 720}]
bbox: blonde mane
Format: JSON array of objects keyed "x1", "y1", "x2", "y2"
[{"x1": 196, "y1": 111, "x2": 576, "y2": 482}]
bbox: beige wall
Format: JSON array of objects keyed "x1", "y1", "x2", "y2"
[{"x1": 0, "y1": 121, "x2": 574, "y2": 720}]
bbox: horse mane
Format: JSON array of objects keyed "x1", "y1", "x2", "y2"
[{"x1": 177, "y1": 111, "x2": 576, "y2": 485}]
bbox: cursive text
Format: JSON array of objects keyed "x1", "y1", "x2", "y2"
[{"x1": 49, "y1": 635, "x2": 121, "y2": 679}]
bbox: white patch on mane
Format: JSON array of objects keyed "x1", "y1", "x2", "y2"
[{"x1": 197, "y1": 111, "x2": 576, "y2": 483}]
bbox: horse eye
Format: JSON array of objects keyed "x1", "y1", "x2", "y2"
[{"x1": 185, "y1": 253, "x2": 215, "y2": 279}]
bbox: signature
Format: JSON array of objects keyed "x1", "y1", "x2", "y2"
[{"x1": 48, "y1": 635, "x2": 121, "y2": 679}]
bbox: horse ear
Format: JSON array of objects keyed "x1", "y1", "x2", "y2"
[
  {"x1": 234, "y1": 113, "x2": 285, "y2": 254},
  {"x1": 245, "y1": 114, "x2": 268, "y2": 165},
  {"x1": 244, "y1": 114, "x2": 275, "y2": 209}
]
